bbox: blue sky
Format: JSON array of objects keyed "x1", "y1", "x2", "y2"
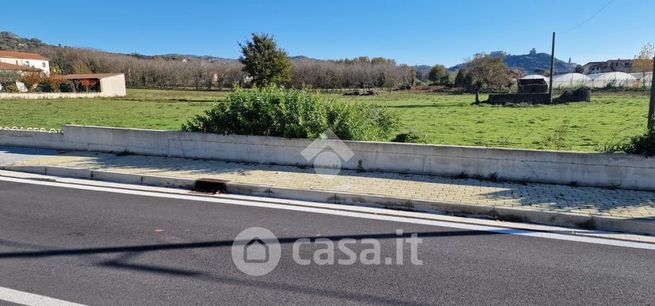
[{"x1": 3, "y1": 0, "x2": 654, "y2": 66}]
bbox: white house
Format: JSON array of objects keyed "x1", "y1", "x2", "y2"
[{"x1": 0, "y1": 50, "x2": 49, "y2": 75}]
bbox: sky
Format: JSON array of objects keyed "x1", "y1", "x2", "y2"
[{"x1": 3, "y1": 0, "x2": 654, "y2": 66}]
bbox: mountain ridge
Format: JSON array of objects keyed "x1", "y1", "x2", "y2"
[{"x1": 449, "y1": 50, "x2": 577, "y2": 74}]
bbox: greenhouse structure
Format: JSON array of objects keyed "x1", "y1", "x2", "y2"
[
  {"x1": 589, "y1": 72, "x2": 637, "y2": 88},
  {"x1": 551, "y1": 73, "x2": 592, "y2": 88},
  {"x1": 630, "y1": 72, "x2": 653, "y2": 87}
]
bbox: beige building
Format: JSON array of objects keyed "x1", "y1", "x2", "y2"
[
  {"x1": 54, "y1": 73, "x2": 127, "y2": 97},
  {"x1": 582, "y1": 59, "x2": 633, "y2": 74},
  {"x1": 0, "y1": 50, "x2": 50, "y2": 75}
]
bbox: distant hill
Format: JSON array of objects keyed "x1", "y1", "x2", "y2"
[
  {"x1": 449, "y1": 50, "x2": 577, "y2": 75},
  {"x1": 1, "y1": 31, "x2": 578, "y2": 79},
  {"x1": 0, "y1": 31, "x2": 46, "y2": 50},
  {"x1": 0, "y1": 32, "x2": 326, "y2": 65},
  {"x1": 413, "y1": 65, "x2": 432, "y2": 81},
  {"x1": 155, "y1": 53, "x2": 237, "y2": 63}
]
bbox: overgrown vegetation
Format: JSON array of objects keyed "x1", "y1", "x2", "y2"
[
  {"x1": 613, "y1": 129, "x2": 655, "y2": 156},
  {"x1": 182, "y1": 87, "x2": 398, "y2": 141}
]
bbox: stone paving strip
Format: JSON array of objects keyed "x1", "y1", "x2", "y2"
[{"x1": 4, "y1": 150, "x2": 655, "y2": 221}]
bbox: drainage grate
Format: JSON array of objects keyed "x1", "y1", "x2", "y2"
[{"x1": 193, "y1": 178, "x2": 227, "y2": 194}]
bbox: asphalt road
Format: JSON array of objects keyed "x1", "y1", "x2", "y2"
[{"x1": 0, "y1": 179, "x2": 654, "y2": 305}]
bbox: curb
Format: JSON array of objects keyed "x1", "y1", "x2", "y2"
[{"x1": 3, "y1": 164, "x2": 654, "y2": 236}]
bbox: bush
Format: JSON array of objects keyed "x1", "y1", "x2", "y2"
[
  {"x1": 60, "y1": 81, "x2": 77, "y2": 92},
  {"x1": 3, "y1": 83, "x2": 19, "y2": 93},
  {"x1": 41, "y1": 76, "x2": 66, "y2": 93},
  {"x1": 392, "y1": 131, "x2": 425, "y2": 143},
  {"x1": 620, "y1": 129, "x2": 655, "y2": 157},
  {"x1": 18, "y1": 71, "x2": 44, "y2": 92},
  {"x1": 0, "y1": 71, "x2": 20, "y2": 89},
  {"x1": 182, "y1": 86, "x2": 398, "y2": 141}
]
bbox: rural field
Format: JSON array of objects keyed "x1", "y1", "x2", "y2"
[{"x1": 0, "y1": 88, "x2": 649, "y2": 152}]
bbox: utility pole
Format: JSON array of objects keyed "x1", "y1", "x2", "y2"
[
  {"x1": 549, "y1": 32, "x2": 556, "y2": 103},
  {"x1": 648, "y1": 55, "x2": 655, "y2": 130}
]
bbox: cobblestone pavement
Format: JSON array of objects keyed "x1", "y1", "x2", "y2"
[{"x1": 3, "y1": 149, "x2": 655, "y2": 220}]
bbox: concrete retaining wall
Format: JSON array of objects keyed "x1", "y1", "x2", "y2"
[
  {"x1": 1, "y1": 125, "x2": 654, "y2": 191},
  {"x1": 0, "y1": 92, "x2": 111, "y2": 99}
]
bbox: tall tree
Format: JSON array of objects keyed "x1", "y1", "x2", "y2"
[
  {"x1": 239, "y1": 33, "x2": 292, "y2": 87},
  {"x1": 454, "y1": 53, "x2": 513, "y2": 103},
  {"x1": 632, "y1": 43, "x2": 654, "y2": 87},
  {"x1": 428, "y1": 64, "x2": 449, "y2": 85}
]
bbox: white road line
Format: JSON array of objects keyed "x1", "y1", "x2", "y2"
[
  {"x1": 1, "y1": 175, "x2": 655, "y2": 251},
  {"x1": 0, "y1": 286, "x2": 85, "y2": 306}
]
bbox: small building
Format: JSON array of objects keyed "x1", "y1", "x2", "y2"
[
  {"x1": 54, "y1": 73, "x2": 127, "y2": 97},
  {"x1": 0, "y1": 50, "x2": 49, "y2": 75},
  {"x1": 517, "y1": 78, "x2": 548, "y2": 94},
  {"x1": 582, "y1": 59, "x2": 633, "y2": 74}
]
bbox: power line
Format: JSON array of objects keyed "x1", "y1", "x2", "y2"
[{"x1": 561, "y1": 0, "x2": 614, "y2": 34}]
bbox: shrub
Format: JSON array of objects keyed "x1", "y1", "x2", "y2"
[
  {"x1": 620, "y1": 129, "x2": 655, "y2": 157},
  {"x1": 60, "y1": 81, "x2": 77, "y2": 92},
  {"x1": 0, "y1": 71, "x2": 20, "y2": 91},
  {"x1": 41, "y1": 76, "x2": 66, "y2": 93},
  {"x1": 19, "y1": 71, "x2": 44, "y2": 92},
  {"x1": 182, "y1": 86, "x2": 397, "y2": 141},
  {"x1": 4, "y1": 83, "x2": 19, "y2": 93},
  {"x1": 392, "y1": 131, "x2": 424, "y2": 143}
]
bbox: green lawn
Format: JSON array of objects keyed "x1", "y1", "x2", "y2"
[
  {"x1": 0, "y1": 88, "x2": 649, "y2": 151},
  {"x1": 0, "y1": 89, "x2": 223, "y2": 130},
  {"x1": 330, "y1": 91, "x2": 650, "y2": 151}
]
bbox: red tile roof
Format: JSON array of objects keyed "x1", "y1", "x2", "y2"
[
  {"x1": 0, "y1": 50, "x2": 48, "y2": 60},
  {"x1": 0, "y1": 62, "x2": 41, "y2": 72}
]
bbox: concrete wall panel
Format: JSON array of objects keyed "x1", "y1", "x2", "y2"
[{"x1": 1, "y1": 125, "x2": 654, "y2": 191}]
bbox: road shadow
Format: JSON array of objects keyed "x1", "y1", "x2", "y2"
[{"x1": 0, "y1": 230, "x2": 501, "y2": 305}]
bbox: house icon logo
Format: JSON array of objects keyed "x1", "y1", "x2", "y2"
[
  {"x1": 301, "y1": 129, "x2": 355, "y2": 176},
  {"x1": 231, "y1": 227, "x2": 281, "y2": 276},
  {"x1": 244, "y1": 238, "x2": 269, "y2": 263}
]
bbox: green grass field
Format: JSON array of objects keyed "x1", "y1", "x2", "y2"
[{"x1": 0, "y1": 88, "x2": 649, "y2": 151}]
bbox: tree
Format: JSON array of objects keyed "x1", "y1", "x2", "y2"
[
  {"x1": 239, "y1": 33, "x2": 292, "y2": 87},
  {"x1": 19, "y1": 71, "x2": 44, "y2": 92},
  {"x1": 632, "y1": 43, "x2": 654, "y2": 87},
  {"x1": 454, "y1": 53, "x2": 513, "y2": 103},
  {"x1": 0, "y1": 70, "x2": 20, "y2": 90},
  {"x1": 42, "y1": 76, "x2": 66, "y2": 92},
  {"x1": 428, "y1": 64, "x2": 449, "y2": 85}
]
